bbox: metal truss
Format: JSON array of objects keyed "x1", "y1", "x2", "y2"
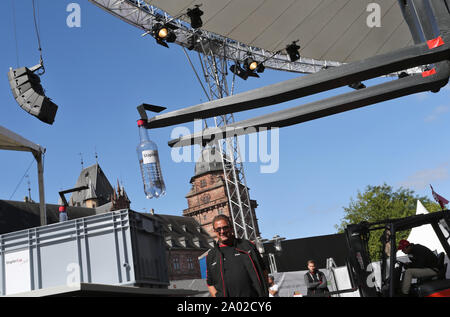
[
  {"x1": 88, "y1": 0, "x2": 343, "y2": 74},
  {"x1": 195, "y1": 38, "x2": 258, "y2": 241}
]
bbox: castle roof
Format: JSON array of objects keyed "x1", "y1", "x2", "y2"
[
  {"x1": 69, "y1": 164, "x2": 114, "y2": 207},
  {"x1": 194, "y1": 147, "x2": 224, "y2": 177}
]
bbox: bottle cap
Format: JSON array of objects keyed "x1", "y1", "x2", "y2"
[
  {"x1": 59, "y1": 206, "x2": 66, "y2": 212},
  {"x1": 137, "y1": 119, "x2": 145, "y2": 127}
]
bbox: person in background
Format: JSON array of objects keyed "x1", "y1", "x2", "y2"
[
  {"x1": 206, "y1": 215, "x2": 269, "y2": 297},
  {"x1": 397, "y1": 239, "x2": 439, "y2": 295},
  {"x1": 268, "y1": 275, "x2": 279, "y2": 297},
  {"x1": 304, "y1": 260, "x2": 329, "y2": 297}
]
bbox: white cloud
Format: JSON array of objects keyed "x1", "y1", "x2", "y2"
[
  {"x1": 400, "y1": 164, "x2": 449, "y2": 190},
  {"x1": 425, "y1": 105, "x2": 450, "y2": 122}
]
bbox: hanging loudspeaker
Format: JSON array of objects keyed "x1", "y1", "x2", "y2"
[{"x1": 7, "y1": 66, "x2": 58, "y2": 125}]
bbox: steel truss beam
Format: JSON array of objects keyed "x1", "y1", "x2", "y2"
[
  {"x1": 88, "y1": 0, "x2": 342, "y2": 74},
  {"x1": 168, "y1": 60, "x2": 449, "y2": 148},
  {"x1": 146, "y1": 0, "x2": 450, "y2": 147},
  {"x1": 148, "y1": 38, "x2": 449, "y2": 131},
  {"x1": 190, "y1": 37, "x2": 258, "y2": 241}
]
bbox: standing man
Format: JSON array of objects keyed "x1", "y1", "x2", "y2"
[
  {"x1": 206, "y1": 215, "x2": 269, "y2": 297},
  {"x1": 268, "y1": 275, "x2": 279, "y2": 297},
  {"x1": 304, "y1": 260, "x2": 329, "y2": 297},
  {"x1": 397, "y1": 239, "x2": 439, "y2": 295}
]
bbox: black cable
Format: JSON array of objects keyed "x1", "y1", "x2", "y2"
[
  {"x1": 11, "y1": 0, "x2": 20, "y2": 67},
  {"x1": 32, "y1": 0, "x2": 45, "y2": 74},
  {"x1": 9, "y1": 158, "x2": 35, "y2": 200}
]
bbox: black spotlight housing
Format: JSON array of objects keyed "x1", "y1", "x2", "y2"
[
  {"x1": 8, "y1": 66, "x2": 58, "y2": 124},
  {"x1": 286, "y1": 41, "x2": 301, "y2": 62},
  {"x1": 230, "y1": 64, "x2": 249, "y2": 80},
  {"x1": 152, "y1": 23, "x2": 177, "y2": 47},
  {"x1": 243, "y1": 56, "x2": 265, "y2": 76},
  {"x1": 256, "y1": 63, "x2": 265, "y2": 73},
  {"x1": 242, "y1": 57, "x2": 259, "y2": 77},
  {"x1": 187, "y1": 5, "x2": 203, "y2": 29},
  {"x1": 243, "y1": 57, "x2": 255, "y2": 71}
]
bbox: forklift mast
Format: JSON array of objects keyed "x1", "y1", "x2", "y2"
[{"x1": 345, "y1": 223, "x2": 379, "y2": 297}]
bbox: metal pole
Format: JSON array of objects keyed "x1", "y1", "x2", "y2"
[
  {"x1": 431, "y1": 222, "x2": 450, "y2": 256},
  {"x1": 389, "y1": 223, "x2": 396, "y2": 297},
  {"x1": 268, "y1": 253, "x2": 277, "y2": 273},
  {"x1": 33, "y1": 151, "x2": 46, "y2": 226}
]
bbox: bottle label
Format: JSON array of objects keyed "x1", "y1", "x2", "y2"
[{"x1": 142, "y1": 150, "x2": 157, "y2": 164}]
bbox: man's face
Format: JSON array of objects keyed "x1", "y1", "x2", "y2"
[
  {"x1": 268, "y1": 277, "x2": 274, "y2": 286},
  {"x1": 308, "y1": 262, "x2": 316, "y2": 272},
  {"x1": 213, "y1": 219, "x2": 233, "y2": 244},
  {"x1": 402, "y1": 245, "x2": 412, "y2": 254}
]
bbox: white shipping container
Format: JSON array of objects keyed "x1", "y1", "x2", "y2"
[{"x1": 0, "y1": 210, "x2": 169, "y2": 295}]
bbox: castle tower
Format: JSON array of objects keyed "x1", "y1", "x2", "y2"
[
  {"x1": 69, "y1": 163, "x2": 114, "y2": 208},
  {"x1": 183, "y1": 147, "x2": 260, "y2": 238}
]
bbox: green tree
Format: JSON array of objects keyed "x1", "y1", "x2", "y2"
[{"x1": 336, "y1": 183, "x2": 441, "y2": 261}]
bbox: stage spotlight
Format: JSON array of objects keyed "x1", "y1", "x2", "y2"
[
  {"x1": 187, "y1": 5, "x2": 203, "y2": 29},
  {"x1": 158, "y1": 27, "x2": 168, "y2": 39},
  {"x1": 286, "y1": 41, "x2": 301, "y2": 62},
  {"x1": 230, "y1": 64, "x2": 249, "y2": 80},
  {"x1": 8, "y1": 66, "x2": 58, "y2": 124},
  {"x1": 348, "y1": 82, "x2": 366, "y2": 90},
  {"x1": 244, "y1": 57, "x2": 258, "y2": 72},
  {"x1": 152, "y1": 23, "x2": 177, "y2": 47},
  {"x1": 243, "y1": 57, "x2": 265, "y2": 75}
]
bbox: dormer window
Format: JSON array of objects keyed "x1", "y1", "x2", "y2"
[
  {"x1": 165, "y1": 235, "x2": 173, "y2": 247},
  {"x1": 179, "y1": 236, "x2": 187, "y2": 248},
  {"x1": 193, "y1": 237, "x2": 200, "y2": 248}
]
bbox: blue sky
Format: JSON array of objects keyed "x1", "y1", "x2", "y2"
[{"x1": 1, "y1": 0, "x2": 449, "y2": 241}]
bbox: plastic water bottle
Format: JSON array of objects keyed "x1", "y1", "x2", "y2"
[
  {"x1": 137, "y1": 119, "x2": 166, "y2": 198},
  {"x1": 59, "y1": 206, "x2": 68, "y2": 222}
]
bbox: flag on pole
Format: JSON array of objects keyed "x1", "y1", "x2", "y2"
[{"x1": 430, "y1": 185, "x2": 449, "y2": 210}]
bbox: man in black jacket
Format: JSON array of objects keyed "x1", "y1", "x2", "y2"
[
  {"x1": 304, "y1": 260, "x2": 329, "y2": 297},
  {"x1": 206, "y1": 215, "x2": 269, "y2": 297},
  {"x1": 398, "y1": 239, "x2": 439, "y2": 295}
]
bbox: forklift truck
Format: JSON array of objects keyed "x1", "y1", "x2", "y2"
[{"x1": 345, "y1": 210, "x2": 450, "y2": 297}]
